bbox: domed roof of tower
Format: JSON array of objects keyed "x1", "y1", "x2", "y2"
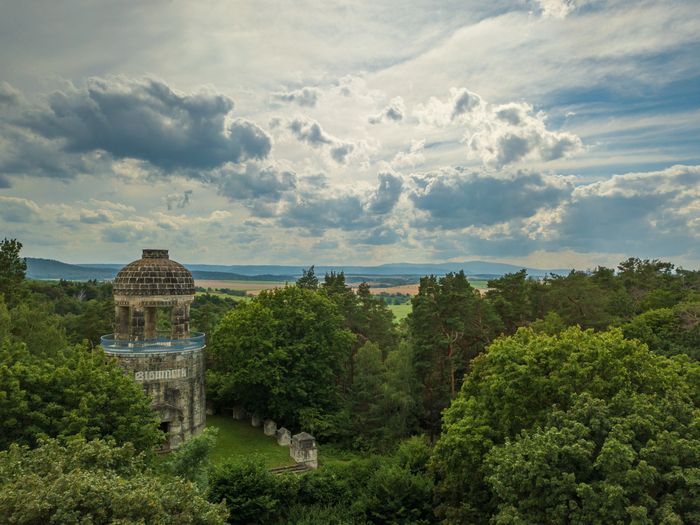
[{"x1": 113, "y1": 249, "x2": 195, "y2": 296}]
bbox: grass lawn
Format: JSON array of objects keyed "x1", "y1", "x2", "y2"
[
  {"x1": 207, "y1": 415, "x2": 294, "y2": 467},
  {"x1": 389, "y1": 302, "x2": 412, "y2": 322},
  {"x1": 206, "y1": 415, "x2": 362, "y2": 469}
]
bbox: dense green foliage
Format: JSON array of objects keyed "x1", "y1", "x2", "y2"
[
  {"x1": 208, "y1": 285, "x2": 355, "y2": 428},
  {"x1": 208, "y1": 436, "x2": 435, "y2": 525},
  {"x1": 409, "y1": 271, "x2": 502, "y2": 435},
  {"x1": 0, "y1": 293, "x2": 162, "y2": 451},
  {"x1": 431, "y1": 327, "x2": 700, "y2": 524},
  {"x1": 0, "y1": 238, "x2": 27, "y2": 308},
  {"x1": 487, "y1": 258, "x2": 700, "y2": 335},
  {"x1": 208, "y1": 272, "x2": 408, "y2": 449},
  {"x1": 0, "y1": 436, "x2": 228, "y2": 524}
]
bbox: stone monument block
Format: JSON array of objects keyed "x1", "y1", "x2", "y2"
[
  {"x1": 251, "y1": 414, "x2": 262, "y2": 427},
  {"x1": 276, "y1": 427, "x2": 291, "y2": 446},
  {"x1": 290, "y1": 432, "x2": 318, "y2": 469},
  {"x1": 264, "y1": 419, "x2": 277, "y2": 436}
]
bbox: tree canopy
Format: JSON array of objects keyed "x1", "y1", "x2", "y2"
[
  {"x1": 431, "y1": 326, "x2": 700, "y2": 524},
  {"x1": 0, "y1": 436, "x2": 228, "y2": 524},
  {"x1": 208, "y1": 286, "x2": 355, "y2": 427}
]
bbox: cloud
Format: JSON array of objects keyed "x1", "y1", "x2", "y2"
[
  {"x1": 0, "y1": 82, "x2": 22, "y2": 106},
  {"x1": 0, "y1": 127, "x2": 109, "y2": 182},
  {"x1": 274, "y1": 166, "x2": 411, "y2": 231},
  {"x1": 79, "y1": 210, "x2": 112, "y2": 224},
  {"x1": 553, "y1": 164, "x2": 700, "y2": 254},
  {"x1": 414, "y1": 88, "x2": 582, "y2": 167},
  {"x1": 272, "y1": 87, "x2": 320, "y2": 107},
  {"x1": 391, "y1": 140, "x2": 425, "y2": 169},
  {"x1": 12, "y1": 77, "x2": 271, "y2": 171},
  {"x1": 279, "y1": 192, "x2": 370, "y2": 232},
  {"x1": 0, "y1": 195, "x2": 42, "y2": 223},
  {"x1": 101, "y1": 222, "x2": 152, "y2": 244},
  {"x1": 165, "y1": 190, "x2": 193, "y2": 211},
  {"x1": 357, "y1": 225, "x2": 402, "y2": 245},
  {"x1": 367, "y1": 172, "x2": 403, "y2": 214},
  {"x1": 410, "y1": 168, "x2": 573, "y2": 229},
  {"x1": 217, "y1": 164, "x2": 297, "y2": 216},
  {"x1": 535, "y1": 0, "x2": 577, "y2": 19},
  {"x1": 415, "y1": 87, "x2": 483, "y2": 126},
  {"x1": 368, "y1": 96, "x2": 405, "y2": 124},
  {"x1": 286, "y1": 117, "x2": 355, "y2": 164},
  {"x1": 329, "y1": 143, "x2": 354, "y2": 163}
]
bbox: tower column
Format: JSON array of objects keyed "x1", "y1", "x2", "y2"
[
  {"x1": 131, "y1": 307, "x2": 145, "y2": 340},
  {"x1": 116, "y1": 305, "x2": 130, "y2": 340},
  {"x1": 171, "y1": 304, "x2": 189, "y2": 339},
  {"x1": 144, "y1": 307, "x2": 157, "y2": 339}
]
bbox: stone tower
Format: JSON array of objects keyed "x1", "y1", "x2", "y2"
[{"x1": 101, "y1": 249, "x2": 205, "y2": 450}]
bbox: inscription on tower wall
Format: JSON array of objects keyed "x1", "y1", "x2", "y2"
[{"x1": 134, "y1": 368, "x2": 188, "y2": 381}]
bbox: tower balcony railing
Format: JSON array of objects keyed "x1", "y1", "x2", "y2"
[{"x1": 100, "y1": 332, "x2": 205, "y2": 353}]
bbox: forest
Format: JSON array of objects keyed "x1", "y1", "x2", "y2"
[{"x1": 1, "y1": 237, "x2": 699, "y2": 524}]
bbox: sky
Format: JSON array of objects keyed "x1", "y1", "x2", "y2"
[{"x1": 1, "y1": 0, "x2": 700, "y2": 268}]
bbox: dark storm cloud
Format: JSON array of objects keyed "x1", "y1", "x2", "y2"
[
  {"x1": 13, "y1": 77, "x2": 271, "y2": 171},
  {"x1": 410, "y1": 169, "x2": 572, "y2": 229},
  {"x1": 273, "y1": 87, "x2": 320, "y2": 107},
  {"x1": 367, "y1": 172, "x2": 403, "y2": 214}
]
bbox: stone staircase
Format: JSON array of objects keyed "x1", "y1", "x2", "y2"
[{"x1": 268, "y1": 463, "x2": 312, "y2": 475}]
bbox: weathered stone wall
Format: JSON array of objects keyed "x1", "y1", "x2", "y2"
[{"x1": 106, "y1": 347, "x2": 206, "y2": 450}]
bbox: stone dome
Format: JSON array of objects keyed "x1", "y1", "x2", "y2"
[{"x1": 113, "y1": 249, "x2": 195, "y2": 296}]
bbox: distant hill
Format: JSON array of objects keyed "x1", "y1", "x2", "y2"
[
  {"x1": 25, "y1": 258, "x2": 294, "y2": 282},
  {"x1": 26, "y1": 257, "x2": 570, "y2": 283},
  {"x1": 182, "y1": 261, "x2": 569, "y2": 279},
  {"x1": 25, "y1": 258, "x2": 117, "y2": 280}
]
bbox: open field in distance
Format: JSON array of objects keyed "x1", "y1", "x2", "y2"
[
  {"x1": 196, "y1": 280, "x2": 288, "y2": 295},
  {"x1": 196, "y1": 278, "x2": 489, "y2": 297}
]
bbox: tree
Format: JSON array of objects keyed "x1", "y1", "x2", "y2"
[
  {"x1": 0, "y1": 238, "x2": 27, "y2": 308},
  {"x1": 348, "y1": 341, "x2": 386, "y2": 448},
  {"x1": 0, "y1": 339, "x2": 162, "y2": 451},
  {"x1": 297, "y1": 265, "x2": 319, "y2": 289},
  {"x1": 167, "y1": 427, "x2": 219, "y2": 491},
  {"x1": 208, "y1": 456, "x2": 290, "y2": 525},
  {"x1": 379, "y1": 341, "x2": 421, "y2": 446},
  {"x1": 486, "y1": 269, "x2": 532, "y2": 334},
  {"x1": 485, "y1": 392, "x2": 700, "y2": 524},
  {"x1": 208, "y1": 286, "x2": 355, "y2": 427},
  {"x1": 621, "y1": 302, "x2": 700, "y2": 359},
  {"x1": 543, "y1": 270, "x2": 616, "y2": 329},
  {"x1": 431, "y1": 326, "x2": 700, "y2": 524},
  {"x1": 409, "y1": 272, "x2": 501, "y2": 435},
  {"x1": 0, "y1": 436, "x2": 228, "y2": 524}
]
